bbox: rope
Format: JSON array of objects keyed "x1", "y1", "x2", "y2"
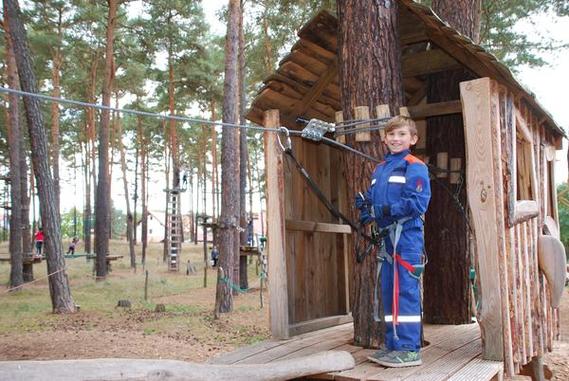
[
  {"x1": 219, "y1": 271, "x2": 267, "y2": 294},
  {"x1": 0, "y1": 86, "x2": 277, "y2": 133},
  {"x1": 3, "y1": 266, "x2": 67, "y2": 294}
]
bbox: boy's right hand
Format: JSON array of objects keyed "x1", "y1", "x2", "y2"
[{"x1": 355, "y1": 192, "x2": 373, "y2": 225}]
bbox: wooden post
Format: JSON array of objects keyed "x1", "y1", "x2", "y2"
[
  {"x1": 436, "y1": 152, "x2": 448, "y2": 178},
  {"x1": 450, "y1": 158, "x2": 462, "y2": 184},
  {"x1": 144, "y1": 270, "x2": 148, "y2": 301},
  {"x1": 354, "y1": 106, "x2": 370, "y2": 142},
  {"x1": 460, "y1": 77, "x2": 504, "y2": 361},
  {"x1": 264, "y1": 109, "x2": 289, "y2": 339},
  {"x1": 375, "y1": 104, "x2": 390, "y2": 143},
  {"x1": 335, "y1": 111, "x2": 345, "y2": 144}
]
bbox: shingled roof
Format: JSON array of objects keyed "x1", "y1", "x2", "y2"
[{"x1": 246, "y1": 0, "x2": 564, "y2": 138}]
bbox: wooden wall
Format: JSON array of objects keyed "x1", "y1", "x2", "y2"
[
  {"x1": 265, "y1": 110, "x2": 352, "y2": 339},
  {"x1": 461, "y1": 78, "x2": 559, "y2": 377}
]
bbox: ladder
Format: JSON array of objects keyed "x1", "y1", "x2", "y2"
[{"x1": 166, "y1": 189, "x2": 183, "y2": 271}]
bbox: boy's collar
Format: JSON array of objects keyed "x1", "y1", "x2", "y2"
[{"x1": 386, "y1": 149, "x2": 411, "y2": 159}]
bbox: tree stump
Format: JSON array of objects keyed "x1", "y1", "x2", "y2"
[
  {"x1": 154, "y1": 304, "x2": 166, "y2": 313},
  {"x1": 117, "y1": 300, "x2": 132, "y2": 308}
]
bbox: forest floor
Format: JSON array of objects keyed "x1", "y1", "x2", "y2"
[{"x1": 0, "y1": 240, "x2": 568, "y2": 380}]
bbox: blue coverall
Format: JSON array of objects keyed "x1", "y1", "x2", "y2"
[{"x1": 367, "y1": 149, "x2": 431, "y2": 352}]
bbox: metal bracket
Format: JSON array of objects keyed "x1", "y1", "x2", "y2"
[{"x1": 301, "y1": 118, "x2": 335, "y2": 142}]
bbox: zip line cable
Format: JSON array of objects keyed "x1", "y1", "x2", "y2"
[{"x1": 0, "y1": 86, "x2": 277, "y2": 132}]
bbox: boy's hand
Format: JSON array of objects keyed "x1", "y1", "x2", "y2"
[{"x1": 355, "y1": 192, "x2": 374, "y2": 225}]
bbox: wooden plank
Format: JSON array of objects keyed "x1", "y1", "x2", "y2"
[
  {"x1": 265, "y1": 109, "x2": 290, "y2": 340},
  {"x1": 522, "y1": 222, "x2": 534, "y2": 362},
  {"x1": 354, "y1": 106, "x2": 371, "y2": 142},
  {"x1": 446, "y1": 357, "x2": 503, "y2": 381},
  {"x1": 401, "y1": 48, "x2": 461, "y2": 77},
  {"x1": 375, "y1": 105, "x2": 391, "y2": 143},
  {"x1": 339, "y1": 325, "x2": 480, "y2": 381},
  {"x1": 287, "y1": 315, "x2": 354, "y2": 344},
  {"x1": 286, "y1": 219, "x2": 352, "y2": 234},
  {"x1": 335, "y1": 111, "x2": 345, "y2": 144},
  {"x1": 488, "y1": 80, "x2": 515, "y2": 378},
  {"x1": 460, "y1": 78, "x2": 503, "y2": 361},
  {"x1": 512, "y1": 201, "x2": 539, "y2": 225},
  {"x1": 436, "y1": 152, "x2": 448, "y2": 178},
  {"x1": 401, "y1": 339, "x2": 483, "y2": 381},
  {"x1": 449, "y1": 158, "x2": 462, "y2": 184},
  {"x1": 407, "y1": 100, "x2": 462, "y2": 119},
  {"x1": 516, "y1": 224, "x2": 527, "y2": 364},
  {"x1": 296, "y1": 62, "x2": 338, "y2": 118}
]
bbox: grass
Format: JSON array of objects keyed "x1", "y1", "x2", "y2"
[{"x1": 0, "y1": 239, "x2": 270, "y2": 349}]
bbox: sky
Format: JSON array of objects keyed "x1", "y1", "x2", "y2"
[{"x1": 58, "y1": 3, "x2": 569, "y2": 216}]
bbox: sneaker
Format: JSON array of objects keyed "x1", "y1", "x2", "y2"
[
  {"x1": 372, "y1": 350, "x2": 422, "y2": 368},
  {"x1": 366, "y1": 347, "x2": 392, "y2": 364}
]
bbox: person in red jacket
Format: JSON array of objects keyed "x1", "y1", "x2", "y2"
[{"x1": 34, "y1": 228, "x2": 44, "y2": 256}]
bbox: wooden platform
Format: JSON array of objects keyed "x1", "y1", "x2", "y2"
[{"x1": 209, "y1": 323, "x2": 503, "y2": 381}]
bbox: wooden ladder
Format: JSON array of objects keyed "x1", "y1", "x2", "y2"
[{"x1": 166, "y1": 189, "x2": 183, "y2": 271}]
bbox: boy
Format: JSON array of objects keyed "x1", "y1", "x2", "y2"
[{"x1": 356, "y1": 115, "x2": 431, "y2": 368}]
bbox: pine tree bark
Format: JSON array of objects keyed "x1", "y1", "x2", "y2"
[
  {"x1": 238, "y1": 0, "x2": 248, "y2": 291},
  {"x1": 210, "y1": 100, "x2": 218, "y2": 220},
  {"x1": 50, "y1": 7, "x2": 63, "y2": 213},
  {"x1": 337, "y1": 0, "x2": 403, "y2": 348},
  {"x1": 423, "y1": 0, "x2": 480, "y2": 325},
  {"x1": 215, "y1": 0, "x2": 241, "y2": 316},
  {"x1": 95, "y1": 0, "x2": 117, "y2": 279},
  {"x1": 20, "y1": 129, "x2": 32, "y2": 281},
  {"x1": 432, "y1": 0, "x2": 481, "y2": 44},
  {"x1": 117, "y1": 102, "x2": 135, "y2": 269},
  {"x1": 84, "y1": 56, "x2": 98, "y2": 256},
  {"x1": 4, "y1": 10, "x2": 24, "y2": 289},
  {"x1": 5, "y1": 0, "x2": 75, "y2": 313}
]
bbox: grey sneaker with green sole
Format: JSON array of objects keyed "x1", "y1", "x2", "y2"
[
  {"x1": 366, "y1": 348, "x2": 392, "y2": 364},
  {"x1": 370, "y1": 350, "x2": 422, "y2": 368}
]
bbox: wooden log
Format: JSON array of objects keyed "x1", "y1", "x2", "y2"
[
  {"x1": 286, "y1": 219, "x2": 352, "y2": 234},
  {"x1": 436, "y1": 152, "x2": 448, "y2": 178},
  {"x1": 354, "y1": 106, "x2": 370, "y2": 142},
  {"x1": 407, "y1": 100, "x2": 463, "y2": 119},
  {"x1": 460, "y1": 78, "x2": 503, "y2": 361},
  {"x1": 450, "y1": 158, "x2": 461, "y2": 185},
  {"x1": 264, "y1": 109, "x2": 289, "y2": 339},
  {"x1": 375, "y1": 104, "x2": 391, "y2": 143},
  {"x1": 0, "y1": 351, "x2": 356, "y2": 381},
  {"x1": 512, "y1": 201, "x2": 539, "y2": 225},
  {"x1": 522, "y1": 222, "x2": 534, "y2": 361},
  {"x1": 335, "y1": 111, "x2": 345, "y2": 144},
  {"x1": 516, "y1": 224, "x2": 527, "y2": 363},
  {"x1": 488, "y1": 80, "x2": 515, "y2": 377}
]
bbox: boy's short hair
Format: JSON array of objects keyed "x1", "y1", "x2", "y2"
[{"x1": 384, "y1": 115, "x2": 417, "y2": 136}]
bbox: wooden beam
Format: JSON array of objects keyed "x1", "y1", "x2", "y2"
[
  {"x1": 402, "y1": 49, "x2": 461, "y2": 77},
  {"x1": 264, "y1": 109, "x2": 289, "y2": 340},
  {"x1": 296, "y1": 61, "x2": 338, "y2": 117},
  {"x1": 286, "y1": 219, "x2": 352, "y2": 234},
  {"x1": 407, "y1": 100, "x2": 462, "y2": 119},
  {"x1": 512, "y1": 200, "x2": 539, "y2": 225},
  {"x1": 288, "y1": 315, "x2": 354, "y2": 337},
  {"x1": 460, "y1": 77, "x2": 504, "y2": 361}
]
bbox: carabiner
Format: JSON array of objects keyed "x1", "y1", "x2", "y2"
[{"x1": 277, "y1": 126, "x2": 292, "y2": 153}]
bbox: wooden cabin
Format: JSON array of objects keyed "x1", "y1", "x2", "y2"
[{"x1": 212, "y1": 1, "x2": 566, "y2": 379}]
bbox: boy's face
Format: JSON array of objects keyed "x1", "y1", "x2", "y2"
[{"x1": 383, "y1": 125, "x2": 418, "y2": 154}]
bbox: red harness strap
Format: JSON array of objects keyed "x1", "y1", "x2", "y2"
[{"x1": 392, "y1": 253, "x2": 416, "y2": 325}]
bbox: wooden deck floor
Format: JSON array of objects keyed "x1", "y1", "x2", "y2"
[{"x1": 209, "y1": 323, "x2": 503, "y2": 381}]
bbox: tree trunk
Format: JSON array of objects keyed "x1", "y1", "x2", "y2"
[
  {"x1": 5, "y1": 0, "x2": 75, "y2": 313},
  {"x1": 95, "y1": 0, "x2": 117, "y2": 279},
  {"x1": 238, "y1": 1, "x2": 248, "y2": 291},
  {"x1": 85, "y1": 53, "x2": 98, "y2": 256},
  {"x1": 20, "y1": 126, "x2": 32, "y2": 281},
  {"x1": 432, "y1": 0, "x2": 481, "y2": 44},
  {"x1": 4, "y1": 12, "x2": 23, "y2": 289},
  {"x1": 423, "y1": 0, "x2": 481, "y2": 325},
  {"x1": 210, "y1": 100, "x2": 218, "y2": 220},
  {"x1": 50, "y1": 8, "x2": 63, "y2": 213},
  {"x1": 141, "y1": 131, "x2": 148, "y2": 267},
  {"x1": 133, "y1": 142, "x2": 139, "y2": 245},
  {"x1": 117, "y1": 100, "x2": 136, "y2": 269},
  {"x1": 337, "y1": 0, "x2": 403, "y2": 348},
  {"x1": 215, "y1": 0, "x2": 241, "y2": 316}
]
